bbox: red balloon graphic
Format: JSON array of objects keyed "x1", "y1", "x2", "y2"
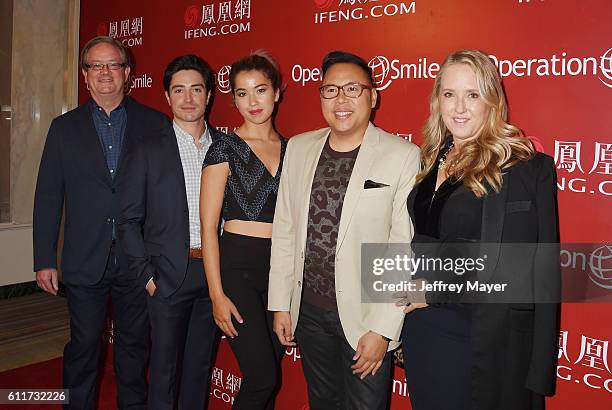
[
  {"x1": 184, "y1": 5, "x2": 201, "y2": 28},
  {"x1": 314, "y1": 0, "x2": 335, "y2": 10}
]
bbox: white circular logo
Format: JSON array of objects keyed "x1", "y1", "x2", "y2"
[
  {"x1": 599, "y1": 47, "x2": 612, "y2": 88},
  {"x1": 588, "y1": 244, "x2": 612, "y2": 289},
  {"x1": 216, "y1": 65, "x2": 232, "y2": 94},
  {"x1": 368, "y1": 56, "x2": 391, "y2": 91}
]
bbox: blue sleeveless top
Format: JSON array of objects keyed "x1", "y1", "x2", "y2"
[{"x1": 202, "y1": 132, "x2": 287, "y2": 223}]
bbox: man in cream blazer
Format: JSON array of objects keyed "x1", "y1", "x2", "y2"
[{"x1": 268, "y1": 51, "x2": 420, "y2": 410}]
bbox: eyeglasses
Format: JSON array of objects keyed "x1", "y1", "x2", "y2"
[
  {"x1": 319, "y1": 82, "x2": 373, "y2": 99},
  {"x1": 84, "y1": 62, "x2": 126, "y2": 71}
]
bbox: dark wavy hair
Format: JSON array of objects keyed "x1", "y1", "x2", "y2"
[{"x1": 163, "y1": 54, "x2": 214, "y2": 93}]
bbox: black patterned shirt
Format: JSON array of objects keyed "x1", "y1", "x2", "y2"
[
  {"x1": 302, "y1": 137, "x2": 359, "y2": 311},
  {"x1": 202, "y1": 132, "x2": 287, "y2": 223}
]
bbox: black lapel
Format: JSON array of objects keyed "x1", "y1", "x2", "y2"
[
  {"x1": 479, "y1": 176, "x2": 509, "y2": 281},
  {"x1": 78, "y1": 101, "x2": 113, "y2": 186},
  {"x1": 164, "y1": 124, "x2": 189, "y2": 214},
  {"x1": 116, "y1": 97, "x2": 137, "y2": 178}
]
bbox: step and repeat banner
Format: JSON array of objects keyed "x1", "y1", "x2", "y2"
[{"x1": 80, "y1": 1, "x2": 611, "y2": 408}]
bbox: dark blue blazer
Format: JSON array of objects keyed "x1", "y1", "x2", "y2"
[
  {"x1": 117, "y1": 122, "x2": 226, "y2": 297},
  {"x1": 33, "y1": 97, "x2": 168, "y2": 284}
]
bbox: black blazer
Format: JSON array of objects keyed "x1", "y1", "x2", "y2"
[
  {"x1": 471, "y1": 153, "x2": 560, "y2": 408},
  {"x1": 33, "y1": 97, "x2": 168, "y2": 285},
  {"x1": 117, "y1": 123, "x2": 225, "y2": 298}
]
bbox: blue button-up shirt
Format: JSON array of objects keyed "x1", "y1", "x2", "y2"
[
  {"x1": 90, "y1": 99, "x2": 127, "y2": 179},
  {"x1": 90, "y1": 99, "x2": 127, "y2": 240}
]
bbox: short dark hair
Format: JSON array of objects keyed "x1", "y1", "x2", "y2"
[
  {"x1": 229, "y1": 50, "x2": 282, "y2": 93},
  {"x1": 80, "y1": 36, "x2": 130, "y2": 70},
  {"x1": 163, "y1": 54, "x2": 214, "y2": 93},
  {"x1": 321, "y1": 50, "x2": 375, "y2": 86}
]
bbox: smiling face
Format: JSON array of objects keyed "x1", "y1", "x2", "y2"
[
  {"x1": 82, "y1": 42, "x2": 130, "y2": 103},
  {"x1": 232, "y1": 69, "x2": 279, "y2": 125},
  {"x1": 438, "y1": 63, "x2": 489, "y2": 145},
  {"x1": 165, "y1": 69, "x2": 210, "y2": 125},
  {"x1": 320, "y1": 62, "x2": 376, "y2": 138}
]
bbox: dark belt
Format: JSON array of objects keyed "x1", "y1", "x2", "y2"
[{"x1": 189, "y1": 248, "x2": 203, "y2": 259}]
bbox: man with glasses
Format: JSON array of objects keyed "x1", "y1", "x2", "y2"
[
  {"x1": 34, "y1": 36, "x2": 168, "y2": 409},
  {"x1": 268, "y1": 51, "x2": 420, "y2": 409}
]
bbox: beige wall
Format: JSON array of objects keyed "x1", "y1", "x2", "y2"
[
  {"x1": 0, "y1": 0, "x2": 13, "y2": 222},
  {"x1": 0, "y1": 0, "x2": 79, "y2": 286}
]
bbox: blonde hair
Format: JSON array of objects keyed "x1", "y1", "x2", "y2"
[{"x1": 419, "y1": 50, "x2": 534, "y2": 197}]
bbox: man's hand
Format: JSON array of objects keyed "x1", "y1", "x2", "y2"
[
  {"x1": 351, "y1": 331, "x2": 389, "y2": 380},
  {"x1": 36, "y1": 268, "x2": 59, "y2": 295},
  {"x1": 273, "y1": 311, "x2": 296, "y2": 346},
  {"x1": 145, "y1": 279, "x2": 156, "y2": 297}
]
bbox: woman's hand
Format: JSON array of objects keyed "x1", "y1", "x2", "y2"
[
  {"x1": 404, "y1": 302, "x2": 429, "y2": 314},
  {"x1": 212, "y1": 294, "x2": 243, "y2": 338}
]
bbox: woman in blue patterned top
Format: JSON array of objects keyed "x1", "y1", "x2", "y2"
[{"x1": 200, "y1": 51, "x2": 286, "y2": 410}]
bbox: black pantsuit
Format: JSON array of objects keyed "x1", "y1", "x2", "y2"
[
  {"x1": 402, "y1": 307, "x2": 472, "y2": 410},
  {"x1": 402, "y1": 152, "x2": 560, "y2": 410}
]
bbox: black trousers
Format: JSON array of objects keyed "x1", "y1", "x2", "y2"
[
  {"x1": 63, "y1": 244, "x2": 149, "y2": 410},
  {"x1": 147, "y1": 258, "x2": 217, "y2": 410},
  {"x1": 295, "y1": 302, "x2": 393, "y2": 410},
  {"x1": 220, "y1": 232, "x2": 283, "y2": 410},
  {"x1": 401, "y1": 306, "x2": 472, "y2": 410}
]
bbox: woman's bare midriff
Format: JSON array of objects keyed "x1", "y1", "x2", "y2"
[{"x1": 223, "y1": 219, "x2": 273, "y2": 238}]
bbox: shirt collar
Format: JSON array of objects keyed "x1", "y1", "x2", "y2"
[
  {"x1": 173, "y1": 121, "x2": 210, "y2": 145},
  {"x1": 89, "y1": 97, "x2": 126, "y2": 115}
]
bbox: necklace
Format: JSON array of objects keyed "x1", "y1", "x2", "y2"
[{"x1": 438, "y1": 141, "x2": 455, "y2": 170}]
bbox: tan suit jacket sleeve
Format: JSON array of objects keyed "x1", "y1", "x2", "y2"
[
  {"x1": 268, "y1": 137, "x2": 297, "y2": 312},
  {"x1": 364, "y1": 145, "x2": 421, "y2": 341}
]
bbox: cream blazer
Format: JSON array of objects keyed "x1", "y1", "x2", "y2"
[{"x1": 268, "y1": 122, "x2": 420, "y2": 351}]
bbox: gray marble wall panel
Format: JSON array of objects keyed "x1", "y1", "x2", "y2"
[
  {"x1": 0, "y1": 0, "x2": 13, "y2": 222},
  {"x1": 10, "y1": 0, "x2": 68, "y2": 224}
]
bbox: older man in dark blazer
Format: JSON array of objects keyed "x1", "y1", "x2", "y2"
[{"x1": 33, "y1": 36, "x2": 168, "y2": 409}]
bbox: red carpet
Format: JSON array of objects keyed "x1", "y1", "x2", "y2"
[{"x1": 0, "y1": 355, "x2": 117, "y2": 410}]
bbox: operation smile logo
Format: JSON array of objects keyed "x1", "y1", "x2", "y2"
[
  {"x1": 587, "y1": 245, "x2": 612, "y2": 290},
  {"x1": 124, "y1": 73, "x2": 153, "y2": 95},
  {"x1": 363, "y1": 49, "x2": 612, "y2": 91},
  {"x1": 216, "y1": 65, "x2": 232, "y2": 94},
  {"x1": 599, "y1": 47, "x2": 612, "y2": 88},
  {"x1": 561, "y1": 244, "x2": 612, "y2": 291}
]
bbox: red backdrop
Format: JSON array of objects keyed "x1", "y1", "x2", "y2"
[{"x1": 80, "y1": 1, "x2": 612, "y2": 408}]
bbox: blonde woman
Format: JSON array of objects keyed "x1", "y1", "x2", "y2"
[{"x1": 401, "y1": 50, "x2": 559, "y2": 410}]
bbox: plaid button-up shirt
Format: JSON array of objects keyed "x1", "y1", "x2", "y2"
[{"x1": 174, "y1": 121, "x2": 213, "y2": 249}]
